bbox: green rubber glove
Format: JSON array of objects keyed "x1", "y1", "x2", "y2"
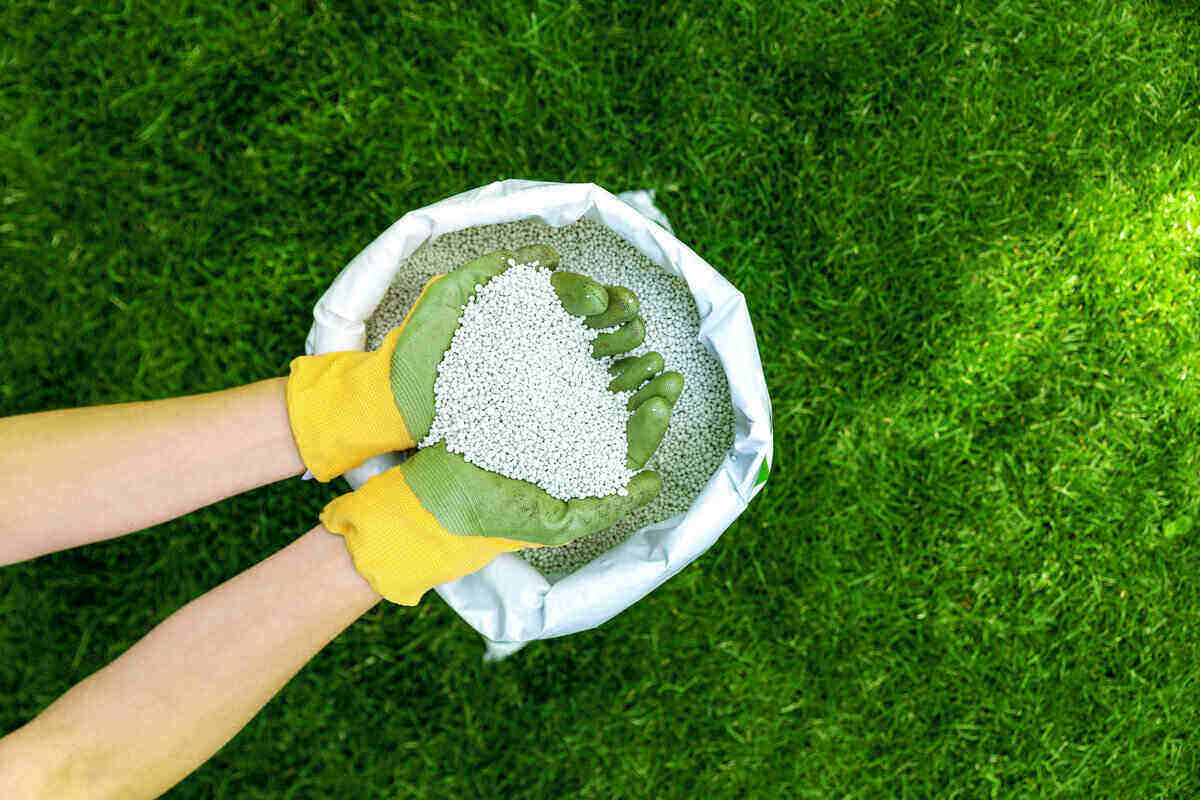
[
  {"x1": 398, "y1": 442, "x2": 662, "y2": 545},
  {"x1": 315, "y1": 245, "x2": 690, "y2": 600}
]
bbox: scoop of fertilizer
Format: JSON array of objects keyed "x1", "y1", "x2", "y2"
[{"x1": 419, "y1": 246, "x2": 678, "y2": 501}]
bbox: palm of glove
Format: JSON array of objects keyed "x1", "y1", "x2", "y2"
[{"x1": 401, "y1": 443, "x2": 663, "y2": 546}]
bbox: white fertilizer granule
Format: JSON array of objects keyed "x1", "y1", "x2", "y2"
[
  {"x1": 419, "y1": 261, "x2": 636, "y2": 501},
  {"x1": 365, "y1": 218, "x2": 735, "y2": 578}
]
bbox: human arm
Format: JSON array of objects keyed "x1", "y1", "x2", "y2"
[
  {"x1": 0, "y1": 523, "x2": 380, "y2": 800},
  {"x1": 0, "y1": 451, "x2": 661, "y2": 798},
  {"x1": 0, "y1": 377, "x2": 305, "y2": 566},
  {"x1": 0, "y1": 448, "x2": 661, "y2": 797}
]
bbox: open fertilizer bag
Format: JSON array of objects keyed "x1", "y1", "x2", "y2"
[{"x1": 304, "y1": 180, "x2": 773, "y2": 660}]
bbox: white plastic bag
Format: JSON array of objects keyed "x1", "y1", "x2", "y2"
[{"x1": 304, "y1": 180, "x2": 773, "y2": 659}]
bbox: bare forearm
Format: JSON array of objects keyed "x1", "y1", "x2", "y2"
[
  {"x1": 0, "y1": 524, "x2": 381, "y2": 800},
  {"x1": 0, "y1": 378, "x2": 305, "y2": 565}
]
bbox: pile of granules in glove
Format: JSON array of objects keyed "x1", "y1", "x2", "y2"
[
  {"x1": 419, "y1": 257, "x2": 635, "y2": 501},
  {"x1": 366, "y1": 218, "x2": 735, "y2": 578}
]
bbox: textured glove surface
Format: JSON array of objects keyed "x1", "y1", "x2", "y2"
[
  {"x1": 320, "y1": 464, "x2": 536, "y2": 605},
  {"x1": 319, "y1": 446, "x2": 660, "y2": 603},
  {"x1": 286, "y1": 321, "x2": 422, "y2": 483},
  {"x1": 400, "y1": 443, "x2": 662, "y2": 545}
]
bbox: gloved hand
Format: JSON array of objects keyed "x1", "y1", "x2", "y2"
[
  {"x1": 320, "y1": 446, "x2": 662, "y2": 604},
  {"x1": 285, "y1": 244, "x2": 651, "y2": 481}
]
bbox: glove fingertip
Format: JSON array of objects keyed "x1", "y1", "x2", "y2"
[
  {"x1": 625, "y1": 469, "x2": 662, "y2": 506},
  {"x1": 552, "y1": 271, "x2": 609, "y2": 315}
]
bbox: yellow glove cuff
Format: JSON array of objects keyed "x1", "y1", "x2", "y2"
[
  {"x1": 319, "y1": 467, "x2": 535, "y2": 606},
  {"x1": 286, "y1": 277, "x2": 443, "y2": 482},
  {"x1": 286, "y1": 326, "x2": 415, "y2": 482}
]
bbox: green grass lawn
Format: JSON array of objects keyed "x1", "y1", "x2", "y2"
[{"x1": 5, "y1": 0, "x2": 1200, "y2": 796}]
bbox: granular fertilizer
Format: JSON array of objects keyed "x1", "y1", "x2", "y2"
[
  {"x1": 419, "y1": 260, "x2": 636, "y2": 501},
  {"x1": 365, "y1": 218, "x2": 735, "y2": 577}
]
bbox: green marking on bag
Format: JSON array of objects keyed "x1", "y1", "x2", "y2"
[{"x1": 755, "y1": 456, "x2": 770, "y2": 487}]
